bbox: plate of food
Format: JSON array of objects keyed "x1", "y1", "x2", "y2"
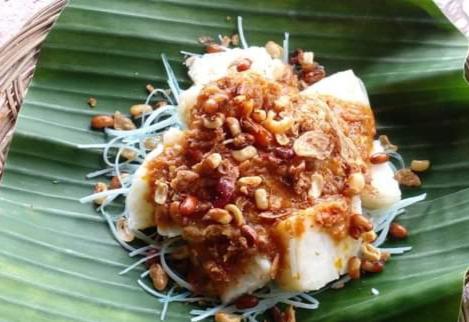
[{"x1": 1, "y1": 1, "x2": 468, "y2": 322}]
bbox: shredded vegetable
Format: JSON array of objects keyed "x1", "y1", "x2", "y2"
[
  {"x1": 119, "y1": 252, "x2": 160, "y2": 275},
  {"x1": 283, "y1": 32, "x2": 290, "y2": 64},
  {"x1": 161, "y1": 54, "x2": 181, "y2": 104},
  {"x1": 129, "y1": 245, "x2": 159, "y2": 257},
  {"x1": 237, "y1": 16, "x2": 248, "y2": 49},
  {"x1": 388, "y1": 151, "x2": 406, "y2": 169},
  {"x1": 160, "y1": 239, "x2": 194, "y2": 291},
  {"x1": 371, "y1": 194, "x2": 426, "y2": 248}
]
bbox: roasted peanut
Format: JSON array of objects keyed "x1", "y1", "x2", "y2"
[
  {"x1": 130, "y1": 104, "x2": 152, "y2": 117},
  {"x1": 154, "y1": 181, "x2": 169, "y2": 205},
  {"x1": 110, "y1": 173, "x2": 129, "y2": 189},
  {"x1": 215, "y1": 312, "x2": 242, "y2": 322},
  {"x1": 114, "y1": 111, "x2": 136, "y2": 130},
  {"x1": 238, "y1": 176, "x2": 263, "y2": 187},
  {"x1": 91, "y1": 115, "x2": 114, "y2": 129},
  {"x1": 346, "y1": 172, "x2": 365, "y2": 195},
  {"x1": 236, "y1": 58, "x2": 252, "y2": 72},
  {"x1": 254, "y1": 188, "x2": 269, "y2": 210},
  {"x1": 301, "y1": 63, "x2": 325, "y2": 85},
  {"x1": 410, "y1": 160, "x2": 430, "y2": 172},
  {"x1": 203, "y1": 208, "x2": 232, "y2": 224},
  {"x1": 361, "y1": 230, "x2": 377, "y2": 243},
  {"x1": 251, "y1": 109, "x2": 267, "y2": 123},
  {"x1": 179, "y1": 195, "x2": 198, "y2": 216},
  {"x1": 348, "y1": 256, "x2": 361, "y2": 280},
  {"x1": 361, "y1": 243, "x2": 381, "y2": 262},
  {"x1": 349, "y1": 214, "x2": 373, "y2": 238},
  {"x1": 351, "y1": 214, "x2": 373, "y2": 231},
  {"x1": 121, "y1": 148, "x2": 137, "y2": 161},
  {"x1": 149, "y1": 263, "x2": 168, "y2": 291},
  {"x1": 394, "y1": 168, "x2": 421, "y2": 187},
  {"x1": 110, "y1": 176, "x2": 121, "y2": 189},
  {"x1": 171, "y1": 170, "x2": 199, "y2": 191},
  {"x1": 240, "y1": 118, "x2": 274, "y2": 147},
  {"x1": 202, "y1": 98, "x2": 219, "y2": 113},
  {"x1": 116, "y1": 217, "x2": 134, "y2": 242},
  {"x1": 265, "y1": 41, "x2": 283, "y2": 59},
  {"x1": 232, "y1": 145, "x2": 258, "y2": 162},
  {"x1": 143, "y1": 136, "x2": 159, "y2": 150},
  {"x1": 299, "y1": 51, "x2": 314, "y2": 65},
  {"x1": 87, "y1": 97, "x2": 97, "y2": 108},
  {"x1": 275, "y1": 133, "x2": 290, "y2": 146},
  {"x1": 241, "y1": 224, "x2": 258, "y2": 245},
  {"x1": 389, "y1": 222, "x2": 408, "y2": 239},
  {"x1": 93, "y1": 182, "x2": 108, "y2": 205},
  {"x1": 224, "y1": 204, "x2": 244, "y2": 226},
  {"x1": 370, "y1": 152, "x2": 389, "y2": 164},
  {"x1": 203, "y1": 153, "x2": 222, "y2": 170},
  {"x1": 203, "y1": 113, "x2": 225, "y2": 129},
  {"x1": 263, "y1": 110, "x2": 293, "y2": 134},
  {"x1": 235, "y1": 294, "x2": 259, "y2": 309},
  {"x1": 226, "y1": 117, "x2": 241, "y2": 136},
  {"x1": 361, "y1": 260, "x2": 384, "y2": 273}
]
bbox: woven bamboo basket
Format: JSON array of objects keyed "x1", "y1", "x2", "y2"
[
  {"x1": 0, "y1": 0, "x2": 67, "y2": 176},
  {"x1": 0, "y1": 1, "x2": 467, "y2": 320}
]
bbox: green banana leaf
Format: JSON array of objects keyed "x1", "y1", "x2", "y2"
[{"x1": 1, "y1": 0, "x2": 468, "y2": 321}]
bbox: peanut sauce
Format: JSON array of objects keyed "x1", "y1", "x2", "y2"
[{"x1": 144, "y1": 70, "x2": 375, "y2": 296}]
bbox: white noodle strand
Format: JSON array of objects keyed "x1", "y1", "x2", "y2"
[
  {"x1": 237, "y1": 16, "x2": 248, "y2": 49},
  {"x1": 283, "y1": 32, "x2": 290, "y2": 63},
  {"x1": 160, "y1": 239, "x2": 194, "y2": 291},
  {"x1": 119, "y1": 252, "x2": 160, "y2": 275}
]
